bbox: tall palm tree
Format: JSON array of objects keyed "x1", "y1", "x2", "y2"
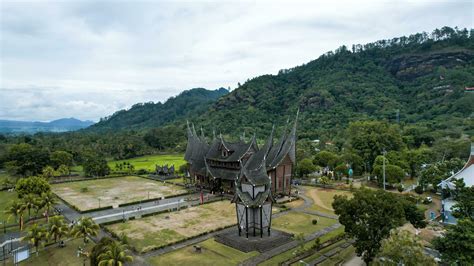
[
  {"x1": 6, "y1": 200, "x2": 26, "y2": 230},
  {"x1": 46, "y1": 215, "x2": 69, "y2": 244},
  {"x1": 97, "y1": 241, "x2": 133, "y2": 266},
  {"x1": 34, "y1": 196, "x2": 45, "y2": 218},
  {"x1": 24, "y1": 223, "x2": 47, "y2": 256},
  {"x1": 71, "y1": 217, "x2": 99, "y2": 244},
  {"x1": 22, "y1": 194, "x2": 36, "y2": 219},
  {"x1": 40, "y1": 192, "x2": 57, "y2": 221}
]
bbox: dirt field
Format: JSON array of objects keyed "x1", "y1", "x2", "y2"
[
  {"x1": 107, "y1": 200, "x2": 236, "y2": 253},
  {"x1": 303, "y1": 186, "x2": 352, "y2": 214},
  {"x1": 52, "y1": 176, "x2": 187, "y2": 211}
]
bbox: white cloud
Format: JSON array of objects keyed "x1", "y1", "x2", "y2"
[{"x1": 0, "y1": 0, "x2": 472, "y2": 121}]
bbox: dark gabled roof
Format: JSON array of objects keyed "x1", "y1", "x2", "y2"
[
  {"x1": 266, "y1": 118, "x2": 297, "y2": 169},
  {"x1": 206, "y1": 162, "x2": 240, "y2": 180},
  {"x1": 205, "y1": 134, "x2": 258, "y2": 162},
  {"x1": 185, "y1": 122, "x2": 209, "y2": 176}
]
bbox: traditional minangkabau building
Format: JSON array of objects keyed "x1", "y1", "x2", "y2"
[
  {"x1": 184, "y1": 117, "x2": 297, "y2": 196},
  {"x1": 185, "y1": 116, "x2": 297, "y2": 238}
]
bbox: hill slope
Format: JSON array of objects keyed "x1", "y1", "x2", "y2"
[
  {"x1": 88, "y1": 87, "x2": 229, "y2": 131},
  {"x1": 193, "y1": 28, "x2": 474, "y2": 140}
]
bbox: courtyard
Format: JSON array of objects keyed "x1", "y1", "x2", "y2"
[
  {"x1": 106, "y1": 200, "x2": 236, "y2": 253},
  {"x1": 52, "y1": 175, "x2": 187, "y2": 211}
]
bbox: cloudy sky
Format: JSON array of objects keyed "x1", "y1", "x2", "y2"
[{"x1": 0, "y1": 0, "x2": 472, "y2": 122}]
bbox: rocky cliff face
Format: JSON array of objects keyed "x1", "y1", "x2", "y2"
[{"x1": 386, "y1": 51, "x2": 474, "y2": 81}]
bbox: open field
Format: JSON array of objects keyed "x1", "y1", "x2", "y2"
[
  {"x1": 109, "y1": 154, "x2": 186, "y2": 172},
  {"x1": 258, "y1": 227, "x2": 345, "y2": 266},
  {"x1": 106, "y1": 200, "x2": 236, "y2": 253},
  {"x1": 272, "y1": 212, "x2": 336, "y2": 236},
  {"x1": 303, "y1": 187, "x2": 352, "y2": 214},
  {"x1": 0, "y1": 190, "x2": 19, "y2": 222},
  {"x1": 147, "y1": 238, "x2": 259, "y2": 266},
  {"x1": 52, "y1": 176, "x2": 187, "y2": 211},
  {"x1": 19, "y1": 238, "x2": 93, "y2": 266}
]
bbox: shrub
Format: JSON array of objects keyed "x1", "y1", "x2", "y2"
[
  {"x1": 80, "y1": 187, "x2": 88, "y2": 193},
  {"x1": 397, "y1": 184, "x2": 404, "y2": 193},
  {"x1": 415, "y1": 185, "x2": 424, "y2": 194},
  {"x1": 312, "y1": 219, "x2": 318, "y2": 225}
]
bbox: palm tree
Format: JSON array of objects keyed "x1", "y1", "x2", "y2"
[
  {"x1": 47, "y1": 215, "x2": 69, "y2": 244},
  {"x1": 6, "y1": 200, "x2": 26, "y2": 230},
  {"x1": 40, "y1": 192, "x2": 57, "y2": 221},
  {"x1": 97, "y1": 241, "x2": 133, "y2": 266},
  {"x1": 34, "y1": 196, "x2": 45, "y2": 218},
  {"x1": 24, "y1": 223, "x2": 47, "y2": 256},
  {"x1": 71, "y1": 217, "x2": 99, "y2": 244},
  {"x1": 22, "y1": 194, "x2": 36, "y2": 219}
]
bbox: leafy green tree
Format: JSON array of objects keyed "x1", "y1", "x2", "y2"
[
  {"x1": 347, "y1": 121, "x2": 404, "y2": 172},
  {"x1": 313, "y1": 151, "x2": 338, "y2": 169},
  {"x1": 71, "y1": 217, "x2": 100, "y2": 244},
  {"x1": 451, "y1": 180, "x2": 474, "y2": 220},
  {"x1": 22, "y1": 194, "x2": 37, "y2": 218},
  {"x1": 24, "y1": 223, "x2": 47, "y2": 256},
  {"x1": 90, "y1": 237, "x2": 115, "y2": 266},
  {"x1": 296, "y1": 158, "x2": 317, "y2": 177},
  {"x1": 332, "y1": 189, "x2": 406, "y2": 264},
  {"x1": 97, "y1": 240, "x2": 134, "y2": 266},
  {"x1": 374, "y1": 229, "x2": 436, "y2": 265},
  {"x1": 373, "y1": 164, "x2": 405, "y2": 185},
  {"x1": 83, "y1": 154, "x2": 110, "y2": 177},
  {"x1": 50, "y1": 151, "x2": 73, "y2": 169},
  {"x1": 47, "y1": 215, "x2": 69, "y2": 244},
  {"x1": 42, "y1": 166, "x2": 55, "y2": 179},
  {"x1": 5, "y1": 143, "x2": 50, "y2": 176},
  {"x1": 57, "y1": 164, "x2": 70, "y2": 176},
  {"x1": 15, "y1": 176, "x2": 51, "y2": 198},
  {"x1": 433, "y1": 219, "x2": 474, "y2": 264},
  {"x1": 40, "y1": 192, "x2": 57, "y2": 221},
  {"x1": 6, "y1": 200, "x2": 26, "y2": 230}
]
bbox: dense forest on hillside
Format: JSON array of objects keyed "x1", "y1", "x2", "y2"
[{"x1": 0, "y1": 27, "x2": 473, "y2": 164}]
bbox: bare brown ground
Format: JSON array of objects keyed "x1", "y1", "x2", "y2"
[{"x1": 53, "y1": 176, "x2": 187, "y2": 210}]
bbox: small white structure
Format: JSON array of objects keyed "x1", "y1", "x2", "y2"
[{"x1": 439, "y1": 143, "x2": 474, "y2": 224}]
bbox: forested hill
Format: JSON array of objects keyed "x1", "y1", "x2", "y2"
[
  {"x1": 193, "y1": 27, "x2": 474, "y2": 140},
  {"x1": 87, "y1": 87, "x2": 229, "y2": 131}
]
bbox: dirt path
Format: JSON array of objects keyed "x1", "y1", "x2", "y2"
[{"x1": 306, "y1": 188, "x2": 334, "y2": 212}]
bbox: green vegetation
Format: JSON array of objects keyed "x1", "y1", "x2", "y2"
[
  {"x1": 20, "y1": 238, "x2": 94, "y2": 266},
  {"x1": 333, "y1": 188, "x2": 426, "y2": 263},
  {"x1": 272, "y1": 212, "x2": 336, "y2": 236},
  {"x1": 109, "y1": 154, "x2": 186, "y2": 172},
  {"x1": 148, "y1": 238, "x2": 258, "y2": 266},
  {"x1": 0, "y1": 190, "x2": 18, "y2": 221}
]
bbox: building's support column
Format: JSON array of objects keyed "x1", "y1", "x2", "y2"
[
  {"x1": 260, "y1": 207, "x2": 263, "y2": 238},
  {"x1": 245, "y1": 207, "x2": 249, "y2": 238}
]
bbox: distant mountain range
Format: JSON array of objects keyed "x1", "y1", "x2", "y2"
[{"x1": 0, "y1": 118, "x2": 94, "y2": 133}]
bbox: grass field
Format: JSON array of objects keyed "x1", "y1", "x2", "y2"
[
  {"x1": 0, "y1": 190, "x2": 19, "y2": 222},
  {"x1": 52, "y1": 176, "x2": 187, "y2": 211},
  {"x1": 19, "y1": 238, "x2": 93, "y2": 266},
  {"x1": 106, "y1": 200, "x2": 236, "y2": 253},
  {"x1": 272, "y1": 212, "x2": 336, "y2": 236},
  {"x1": 303, "y1": 187, "x2": 352, "y2": 214},
  {"x1": 147, "y1": 238, "x2": 259, "y2": 266},
  {"x1": 258, "y1": 227, "x2": 345, "y2": 266},
  {"x1": 109, "y1": 154, "x2": 185, "y2": 172}
]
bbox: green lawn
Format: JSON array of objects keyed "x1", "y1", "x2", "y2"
[
  {"x1": 19, "y1": 238, "x2": 93, "y2": 266},
  {"x1": 148, "y1": 238, "x2": 259, "y2": 266},
  {"x1": 258, "y1": 227, "x2": 345, "y2": 266},
  {"x1": 272, "y1": 212, "x2": 336, "y2": 236},
  {"x1": 0, "y1": 189, "x2": 19, "y2": 222},
  {"x1": 109, "y1": 154, "x2": 185, "y2": 172},
  {"x1": 303, "y1": 187, "x2": 352, "y2": 214}
]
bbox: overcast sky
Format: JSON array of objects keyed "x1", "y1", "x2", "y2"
[{"x1": 0, "y1": 0, "x2": 472, "y2": 122}]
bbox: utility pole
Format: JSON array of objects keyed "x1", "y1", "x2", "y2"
[{"x1": 383, "y1": 149, "x2": 387, "y2": 190}]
